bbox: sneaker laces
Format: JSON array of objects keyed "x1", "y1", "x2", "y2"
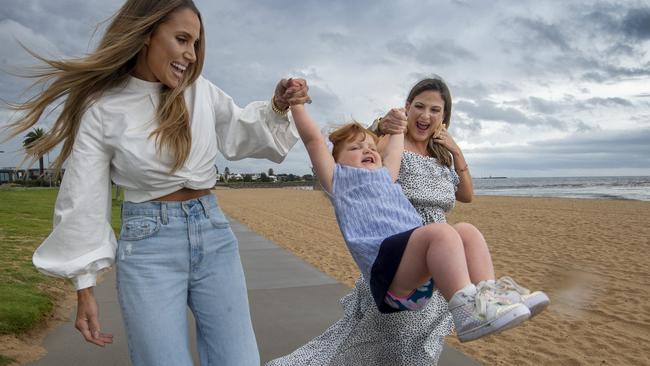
[
  {"x1": 474, "y1": 284, "x2": 495, "y2": 317},
  {"x1": 497, "y1": 276, "x2": 531, "y2": 295}
]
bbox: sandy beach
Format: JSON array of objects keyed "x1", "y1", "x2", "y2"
[{"x1": 216, "y1": 188, "x2": 650, "y2": 366}]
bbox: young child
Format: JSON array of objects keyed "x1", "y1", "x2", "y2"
[{"x1": 290, "y1": 102, "x2": 532, "y2": 342}]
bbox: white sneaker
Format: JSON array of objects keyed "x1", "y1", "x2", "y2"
[
  {"x1": 479, "y1": 277, "x2": 550, "y2": 318},
  {"x1": 449, "y1": 284, "x2": 530, "y2": 343}
]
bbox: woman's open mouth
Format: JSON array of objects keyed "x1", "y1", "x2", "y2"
[
  {"x1": 416, "y1": 121, "x2": 430, "y2": 133},
  {"x1": 171, "y1": 61, "x2": 187, "y2": 79}
]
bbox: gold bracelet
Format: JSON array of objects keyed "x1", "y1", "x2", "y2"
[
  {"x1": 370, "y1": 117, "x2": 385, "y2": 136},
  {"x1": 271, "y1": 95, "x2": 289, "y2": 116},
  {"x1": 455, "y1": 164, "x2": 469, "y2": 173}
]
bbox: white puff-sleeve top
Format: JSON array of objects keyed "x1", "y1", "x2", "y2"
[{"x1": 33, "y1": 76, "x2": 299, "y2": 290}]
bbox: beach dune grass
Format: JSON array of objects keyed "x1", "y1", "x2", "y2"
[{"x1": 0, "y1": 187, "x2": 121, "y2": 339}]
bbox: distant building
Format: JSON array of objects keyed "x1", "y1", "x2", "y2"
[
  {"x1": 0, "y1": 167, "x2": 62, "y2": 185},
  {"x1": 0, "y1": 168, "x2": 21, "y2": 183}
]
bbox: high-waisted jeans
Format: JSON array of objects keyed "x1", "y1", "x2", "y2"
[{"x1": 116, "y1": 194, "x2": 259, "y2": 366}]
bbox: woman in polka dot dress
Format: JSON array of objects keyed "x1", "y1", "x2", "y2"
[{"x1": 267, "y1": 77, "x2": 549, "y2": 365}]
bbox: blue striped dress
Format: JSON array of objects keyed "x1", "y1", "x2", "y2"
[{"x1": 329, "y1": 164, "x2": 422, "y2": 281}]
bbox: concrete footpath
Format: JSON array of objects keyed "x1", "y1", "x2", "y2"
[{"x1": 27, "y1": 218, "x2": 480, "y2": 365}]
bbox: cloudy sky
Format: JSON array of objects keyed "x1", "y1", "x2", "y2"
[{"x1": 1, "y1": 0, "x2": 649, "y2": 177}]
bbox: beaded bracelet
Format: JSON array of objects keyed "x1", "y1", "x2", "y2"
[{"x1": 271, "y1": 95, "x2": 289, "y2": 116}]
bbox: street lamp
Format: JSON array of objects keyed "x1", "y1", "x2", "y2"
[
  {"x1": 0, "y1": 151, "x2": 5, "y2": 183},
  {"x1": 46, "y1": 152, "x2": 52, "y2": 187}
]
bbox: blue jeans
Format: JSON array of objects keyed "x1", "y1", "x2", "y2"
[{"x1": 116, "y1": 194, "x2": 259, "y2": 366}]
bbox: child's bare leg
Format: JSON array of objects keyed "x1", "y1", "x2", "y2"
[
  {"x1": 453, "y1": 222, "x2": 495, "y2": 283},
  {"x1": 387, "y1": 223, "x2": 531, "y2": 342},
  {"x1": 454, "y1": 222, "x2": 550, "y2": 316},
  {"x1": 389, "y1": 223, "x2": 469, "y2": 300}
]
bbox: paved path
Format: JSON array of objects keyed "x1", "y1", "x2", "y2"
[{"x1": 27, "y1": 218, "x2": 480, "y2": 365}]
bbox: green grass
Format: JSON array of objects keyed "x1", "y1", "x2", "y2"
[
  {"x1": 0, "y1": 283, "x2": 53, "y2": 334},
  {"x1": 0, "y1": 187, "x2": 122, "y2": 336},
  {"x1": 0, "y1": 354, "x2": 16, "y2": 366}
]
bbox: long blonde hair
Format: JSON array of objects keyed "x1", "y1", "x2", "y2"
[{"x1": 6, "y1": 0, "x2": 205, "y2": 172}]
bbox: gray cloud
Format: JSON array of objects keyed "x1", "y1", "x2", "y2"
[
  {"x1": 529, "y1": 129, "x2": 650, "y2": 155},
  {"x1": 386, "y1": 39, "x2": 417, "y2": 57},
  {"x1": 319, "y1": 32, "x2": 358, "y2": 50},
  {"x1": 582, "y1": 8, "x2": 619, "y2": 32},
  {"x1": 578, "y1": 97, "x2": 633, "y2": 108},
  {"x1": 605, "y1": 43, "x2": 639, "y2": 57},
  {"x1": 467, "y1": 128, "x2": 650, "y2": 174},
  {"x1": 496, "y1": 3, "x2": 650, "y2": 84},
  {"x1": 580, "y1": 60, "x2": 650, "y2": 82},
  {"x1": 448, "y1": 116, "x2": 482, "y2": 141},
  {"x1": 575, "y1": 120, "x2": 594, "y2": 133},
  {"x1": 456, "y1": 100, "x2": 529, "y2": 124},
  {"x1": 456, "y1": 99, "x2": 567, "y2": 129},
  {"x1": 415, "y1": 39, "x2": 477, "y2": 65},
  {"x1": 622, "y1": 7, "x2": 650, "y2": 40},
  {"x1": 528, "y1": 97, "x2": 561, "y2": 114},
  {"x1": 300, "y1": 84, "x2": 345, "y2": 126},
  {"x1": 511, "y1": 18, "x2": 572, "y2": 52},
  {"x1": 523, "y1": 95, "x2": 635, "y2": 115},
  {"x1": 387, "y1": 38, "x2": 478, "y2": 66}
]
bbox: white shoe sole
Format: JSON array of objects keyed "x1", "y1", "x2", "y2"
[
  {"x1": 457, "y1": 303, "x2": 530, "y2": 343},
  {"x1": 525, "y1": 292, "x2": 550, "y2": 318}
]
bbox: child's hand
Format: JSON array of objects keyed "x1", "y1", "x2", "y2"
[
  {"x1": 379, "y1": 108, "x2": 408, "y2": 135},
  {"x1": 274, "y1": 78, "x2": 311, "y2": 109}
]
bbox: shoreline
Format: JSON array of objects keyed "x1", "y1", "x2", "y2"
[
  {"x1": 222, "y1": 183, "x2": 650, "y2": 202},
  {"x1": 473, "y1": 192, "x2": 648, "y2": 201},
  {"x1": 3, "y1": 184, "x2": 647, "y2": 202}
]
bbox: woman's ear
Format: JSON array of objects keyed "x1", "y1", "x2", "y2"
[{"x1": 404, "y1": 102, "x2": 410, "y2": 116}]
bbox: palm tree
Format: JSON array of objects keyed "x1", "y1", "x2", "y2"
[{"x1": 23, "y1": 127, "x2": 46, "y2": 176}]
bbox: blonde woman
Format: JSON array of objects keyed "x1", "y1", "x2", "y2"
[{"x1": 7, "y1": 0, "x2": 309, "y2": 365}]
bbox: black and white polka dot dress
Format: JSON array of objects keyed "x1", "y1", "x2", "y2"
[
  {"x1": 266, "y1": 151, "x2": 459, "y2": 366},
  {"x1": 398, "y1": 150, "x2": 460, "y2": 224}
]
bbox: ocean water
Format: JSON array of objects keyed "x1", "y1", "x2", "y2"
[{"x1": 473, "y1": 176, "x2": 650, "y2": 201}]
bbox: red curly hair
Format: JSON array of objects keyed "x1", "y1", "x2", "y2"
[{"x1": 329, "y1": 122, "x2": 379, "y2": 162}]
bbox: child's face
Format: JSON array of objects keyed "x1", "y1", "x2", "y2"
[{"x1": 337, "y1": 134, "x2": 382, "y2": 170}]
